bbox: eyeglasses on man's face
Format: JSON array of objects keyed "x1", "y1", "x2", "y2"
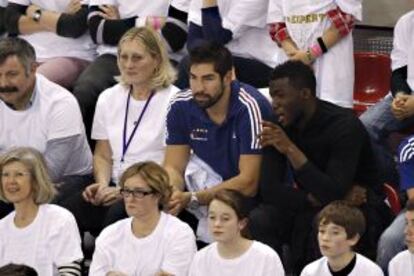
[{"x1": 119, "y1": 188, "x2": 154, "y2": 199}]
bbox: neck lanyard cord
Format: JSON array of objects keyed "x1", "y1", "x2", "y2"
[{"x1": 121, "y1": 88, "x2": 155, "y2": 162}]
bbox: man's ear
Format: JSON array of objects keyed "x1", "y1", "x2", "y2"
[
  {"x1": 301, "y1": 87, "x2": 313, "y2": 99},
  {"x1": 224, "y1": 69, "x2": 233, "y2": 84},
  {"x1": 25, "y1": 61, "x2": 38, "y2": 77},
  {"x1": 230, "y1": 67, "x2": 236, "y2": 81}
]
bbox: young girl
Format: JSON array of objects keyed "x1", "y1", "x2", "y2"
[{"x1": 189, "y1": 189, "x2": 285, "y2": 275}]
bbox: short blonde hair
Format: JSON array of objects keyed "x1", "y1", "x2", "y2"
[
  {"x1": 119, "y1": 161, "x2": 172, "y2": 209},
  {"x1": 0, "y1": 147, "x2": 56, "y2": 204},
  {"x1": 116, "y1": 27, "x2": 176, "y2": 90}
]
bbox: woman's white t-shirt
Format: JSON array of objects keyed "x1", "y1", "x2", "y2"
[
  {"x1": 188, "y1": 0, "x2": 287, "y2": 68},
  {"x1": 189, "y1": 240, "x2": 285, "y2": 276},
  {"x1": 89, "y1": 0, "x2": 171, "y2": 56},
  {"x1": 89, "y1": 212, "x2": 197, "y2": 276},
  {"x1": 267, "y1": 0, "x2": 362, "y2": 107},
  {"x1": 9, "y1": 0, "x2": 96, "y2": 61},
  {"x1": 92, "y1": 84, "x2": 179, "y2": 183},
  {"x1": 0, "y1": 204, "x2": 83, "y2": 276}
]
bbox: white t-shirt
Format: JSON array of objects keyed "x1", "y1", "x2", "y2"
[
  {"x1": 185, "y1": 154, "x2": 222, "y2": 243},
  {"x1": 389, "y1": 250, "x2": 414, "y2": 276},
  {"x1": 267, "y1": 0, "x2": 362, "y2": 108},
  {"x1": 0, "y1": 204, "x2": 83, "y2": 276},
  {"x1": 188, "y1": 0, "x2": 286, "y2": 68},
  {"x1": 189, "y1": 241, "x2": 285, "y2": 276},
  {"x1": 89, "y1": 0, "x2": 171, "y2": 56},
  {"x1": 391, "y1": 10, "x2": 414, "y2": 92},
  {"x1": 89, "y1": 212, "x2": 197, "y2": 276},
  {"x1": 0, "y1": 74, "x2": 93, "y2": 178},
  {"x1": 9, "y1": 0, "x2": 96, "y2": 61},
  {"x1": 300, "y1": 253, "x2": 384, "y2": 276},
  {"x1": 92, "y1": 83, "x2": 178, "y2": 183},
  {"x1": 171, "y1": 0, "x2": 190, "y2": 13}
]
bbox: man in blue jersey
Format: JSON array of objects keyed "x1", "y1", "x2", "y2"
[{"x1": 163, "y1": 42, "x2": 273, "y2": 243}]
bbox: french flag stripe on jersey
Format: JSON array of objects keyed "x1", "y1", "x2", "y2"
[
  {"x1": 400, "y1": 137, "x2": 414, "y2": 162},
  {"x1": 239, "y1": 88, "x2": 262, "y2": 149}
]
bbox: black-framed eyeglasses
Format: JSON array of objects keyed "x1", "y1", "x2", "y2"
[{"x1": 119, "y1": 188, "x2": 154, "y2": 199}]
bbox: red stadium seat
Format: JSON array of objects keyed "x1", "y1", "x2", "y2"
[
  {"x1": 383, "y1": 183, "x2": 401, "y2": 215},
  {"x1": 353, "y1": 52, "x2": 391, "y2": 116}
]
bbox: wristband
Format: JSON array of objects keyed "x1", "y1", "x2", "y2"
[
  {"x1": 317, "y1": 37, "x2": 328, "y2": 53},
  {"x1": 309, "y1": 43, "x2": 323, "y2": 58},
  {"x1": 152, "y1": 17, "x2": 162, "y2": 30},
  {"x1": 188, "y1": 192, "x2": 200, "y2": 210}
]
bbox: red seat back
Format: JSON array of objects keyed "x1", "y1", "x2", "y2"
[
  {"x1": 383, "y1": 183, "x2": 401, "y2": 215},
  {"x1": 354, "y1": 52, "x2": 391, "y2": 115}
]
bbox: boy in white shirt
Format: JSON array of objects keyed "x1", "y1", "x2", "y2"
[
  {"x1": 388, "y1": 199, "x2": 414, "y2": 276},
  {"x1": 301, "y1": 201, "x2": 383, "y2": 276}
]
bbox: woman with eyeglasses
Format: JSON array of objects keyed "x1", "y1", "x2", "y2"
[
  {"x1": 0, "y1": 147, "x2": 83, "y2": 276},
  {"x1": 89, "y1": 161, "x2": 196, "y2": 276},
  {"x1": 61, "y1": 26, "x2": 180, "y2": 235},
  {"x1": 189, "y1": 189, "x2": 285, "y2": 276}
]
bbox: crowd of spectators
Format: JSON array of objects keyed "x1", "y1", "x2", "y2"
[{"x1": 0, "y1": 1, "x2": 413, "y2": 276}]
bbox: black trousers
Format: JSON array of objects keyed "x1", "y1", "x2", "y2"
[
  {"x1": 59, "y1": 187, "x2": 128, "y2": 237},
  {"x1": 52, "y1": 174, "x2": 94, "y2": 205},
  {"x1": 248, "y1": 203, "x2": 319, "y2": 274}
]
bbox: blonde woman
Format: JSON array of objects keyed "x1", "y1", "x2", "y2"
[
  {"x1": 64, "y1": 26, "x2": 180, "y2": 235},
  {"x1": 0, "y1": 147, "x2": 83, "y2": 276},
  {"x1": 89, "y1": 161, "x2": 196, "y2": 276}
]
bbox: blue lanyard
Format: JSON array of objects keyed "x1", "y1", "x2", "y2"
[{"x1": 122, "y1": 87, "x2": 155, "y2": 162}]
